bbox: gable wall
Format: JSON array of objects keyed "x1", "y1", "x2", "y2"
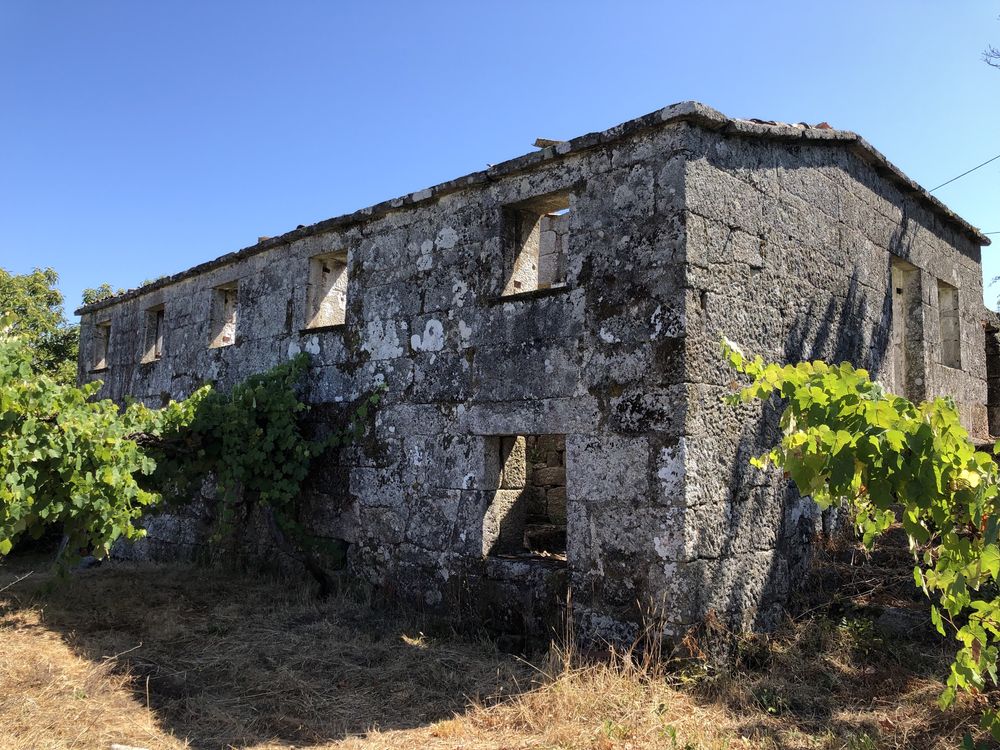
[{"x1": 680, "y1": 128, "x2": 987, "y2": 631}]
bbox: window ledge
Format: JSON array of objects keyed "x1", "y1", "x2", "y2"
[
  {"x1": 487, "y1": 552, "x2": 568, "y2": 568},
  {"x1": 489, "y1": 285, "x2": 571, "y2": 306},
  {"x1": 88, "y1": 367, "x2": 109, "y2": 374},
  {"x1": 299, "y1": 323, "x2": 347, "y2": 335}
]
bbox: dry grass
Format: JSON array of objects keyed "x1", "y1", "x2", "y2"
[
  {"x1": 0, "y1": 539, "x2": 994, "y2": 750},
  {"x1": 0, "y1": 607, "x2": 183, "y2": 750}
]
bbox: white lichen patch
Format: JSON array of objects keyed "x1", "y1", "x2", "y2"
[
  {"x1": 650, "y1": 304, "x2": 683, "y2": 338},
  {"x1": 457, "y1": 319, "x2": 473, "y2": 347},
  {"x1": 657, "y1": 439, "x2": 686, "y2": 499},
  {"x1": 435, "y1": 226, "x2": 459, "y2": 249},
  {"x1": 653, "y1": 535, "x2": 672, "y2": 560},
  {"x1": 451, "y1": 279, "x2": 469, "y2": 308},
  {"x1": 361, "y1": 320, "x2": 405, "y2": 360},
  {"x1": 598, "y1": 327, "x2": 620, "y2": 344},
  {"x1": 416, "y1": 239, "x2": 434, "y2": 272},
  {"x1": 410, "y1": 318, "x2": 445, "y2": 352}
]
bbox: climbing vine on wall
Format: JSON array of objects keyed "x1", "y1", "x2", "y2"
[
  {"x1": 722, "y1": 339, "x2": 1000, "y2": 740},
  {"x1": 138, "y1": 352, "x2": 383, "y2": 595}
]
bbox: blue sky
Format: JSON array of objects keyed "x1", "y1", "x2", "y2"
[{"x1": 1, "y1": 1, "x2": 998, "y2": 317}]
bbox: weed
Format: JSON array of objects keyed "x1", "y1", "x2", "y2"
[{"x1": 845, "y1": 732, "x2": 877, "y2": 750}]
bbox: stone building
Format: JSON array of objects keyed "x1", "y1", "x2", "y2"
[{"x1": 76, "y1": 102, "x2": 994, "y2": 642}]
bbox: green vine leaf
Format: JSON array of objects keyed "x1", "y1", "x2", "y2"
[{"x1": 722, "y1": 337, "x2": 1000, "y2": 736}]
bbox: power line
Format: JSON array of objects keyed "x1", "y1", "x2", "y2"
[{"x1": 929, "y1": 151, "x2": 1000, "y2": 192}]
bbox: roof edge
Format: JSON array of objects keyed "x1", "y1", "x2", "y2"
[{"x1": 76, "y1": 100, "x2": 990, "y2": 315}]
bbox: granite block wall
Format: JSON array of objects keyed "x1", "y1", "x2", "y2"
[
  {"x1": 679, "y1": 124, "x2": 988, "y2": 630},
  {"x1": 76, "y1": 102, "x2": 991, "y2": 641},
  {"x1": 79, "y1": 117, "x2": 691, "y2": 641}
]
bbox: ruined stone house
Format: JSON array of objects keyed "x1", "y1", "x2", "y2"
[{"x1": 75, "y1": 101, "x2": 995, "y2": 642}]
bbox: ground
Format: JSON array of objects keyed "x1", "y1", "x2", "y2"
[{"x1": 0, "y1": 537, "x2": 994, "y2": 750}]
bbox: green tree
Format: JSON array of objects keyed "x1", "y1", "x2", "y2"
[
  {"x1": 0, "y1": 322, "x2": 199, "y2": 560},
  {"x1": 0, "y1": 267, "x2": 78, "y2": 384},
  {"x1": 81, "y1": 283, "x2": 125, "y2": 306},
  {"x1": 723, "y1": 340, "x2": 1000, "y2": 740},
  {"x1": 0, "y1": 314, "x2": 380, "y2": 586}
]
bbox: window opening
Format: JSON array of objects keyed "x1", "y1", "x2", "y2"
[
  {"x1": 502, "y1": 192, "x2": 571, "y2": 296},
  {"x1": 143, "y1": 305, "x2": 165, "y2": 361},
  {"x1": 937, "y1": 279, "x2": 961, "y2": 368},
  {"x1": 306, "y1": 251, "x2": 349, "y2": 328},
  {"x1": 483, "y1": 434, "x2": 566, "y2": 558},
  {"x1": 210, "y1": 282, "x2": 238, "y2": 348}
]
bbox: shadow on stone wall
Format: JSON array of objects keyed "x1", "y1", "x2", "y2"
[{"x1": 708, "y1": 256, "x2": 897, "y2": 632}]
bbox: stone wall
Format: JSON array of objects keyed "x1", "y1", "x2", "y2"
[
  {"x1": 524, "y1": 434, "x2": 567, "y2": 529},
  {"x1": 679, "y1": 126, "x2": 988, "y2": 630},
  {"x1": 76, "y1": 102, "x2": 990, "y2": 642},
  {"x1": 79, "y1": 116, "x2": 691, "y2": 642},
  {"x1": 538, "y1": 213, "x2": 569, "y2": 290}
]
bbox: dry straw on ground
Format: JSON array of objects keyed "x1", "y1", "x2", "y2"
[{"x1": 0, "y1": 538, "x2": 991, "y2": 750}]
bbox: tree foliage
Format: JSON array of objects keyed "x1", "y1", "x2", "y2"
[
  {"x1": 0, "y1": 301, "x2": 379, "y2": 587},
  {"x1": 0, "y1": 324, "x2": 191, "y2": 560},
  {"x1": 986, "y1": 24, "x2": 999, "y2": 69},
  {"x1": 0, "y1": 261, "x2": 379, "y2": 591},
  {"x1": 723, "y1": 339, "x2": 1000, "y2": 739},
  {"x1": 81, "y1": 279, "x2": 164, "y2": 306},
  {"x1": 0, "y1": 267, "x2": 78, "y2": 384},
  {"x1": 81, "y1": 283, "x2": 125, "y2": 306}
]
